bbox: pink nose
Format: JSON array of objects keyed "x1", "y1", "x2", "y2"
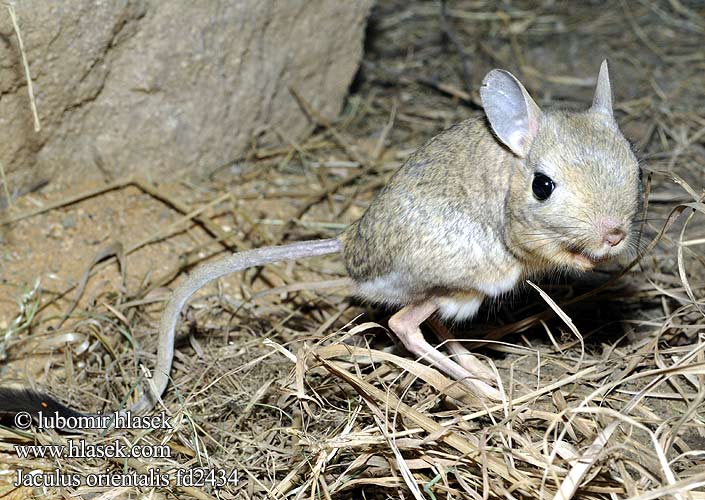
[
  {"x1": 599, "y1": 217, "x2": 625, "y2": 247},
  {"x1": 604, "y1": 228, "x2": 625, "y2": 247}
]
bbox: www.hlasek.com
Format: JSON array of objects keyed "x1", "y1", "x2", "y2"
[{"x1": 11, "y1": 410, "x2": 238, "y2": 489}]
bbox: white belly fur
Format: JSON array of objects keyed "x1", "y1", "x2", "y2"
[
  {"x1": 474, "y1": 265, "x2": 522, "y2": 297},
  {"x1": 438, "y1": 266, "x2": 521, "y2": 321},
  {"x1": 437, "y1": 295, "x2": 483, "y2": 321},
  {"x1": 354, "y1": 264, "x2": 522, "y2": 321}
]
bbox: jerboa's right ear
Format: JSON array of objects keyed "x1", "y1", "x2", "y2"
[{"x1": 480, "y1": 69, "x2": 542, "y2": 158}]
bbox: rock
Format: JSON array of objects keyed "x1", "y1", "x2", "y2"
[
  {"x1": 0, "y1": 0, "x2": 373, "y2": 188},
  {"x1": 61, "y1": 214, "x2": 76, "y2": 229}
]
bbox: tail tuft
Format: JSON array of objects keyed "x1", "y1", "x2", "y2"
[{"x1": 0, "y1": 387, "x2": 85, "y2": 419}]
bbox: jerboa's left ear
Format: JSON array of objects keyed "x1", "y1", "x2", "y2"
[
  {"x1": 590, "y1": 59, "x2": 615, "y2": 122},
  {"x1": 480, "y1": 69, "x2": 542, "y2": 158}
]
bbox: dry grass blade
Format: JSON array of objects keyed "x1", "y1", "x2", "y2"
[
  {"x1": 316, "y1": 355, "x2": 537, "y2": 497},
  {"x1": 6, "y1": 1, "x2": 40, "y2": 132},
  {"x1": 526, "y1": 280, "x2": 585, "y2": 369}
]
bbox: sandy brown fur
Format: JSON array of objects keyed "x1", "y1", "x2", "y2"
[
  {"x1": 343, "y1": 62, "x2": 642, "y2": 312},
  {"x1": 342, "y1": 117, "x2": 521, "y2": 306}
]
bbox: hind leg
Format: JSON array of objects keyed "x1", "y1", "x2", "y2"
[
  {"x1": 388, "y1": 301, "x2": 500, "y2": 400},
  {"x1": 433, "y1": 294, "x2": 497, "y2": 382},
  {"x1": 430, "y1": 319, "x2": 496, "y2": 382}
]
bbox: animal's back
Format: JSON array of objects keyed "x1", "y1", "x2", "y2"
[{"x1": 342, "y1": 117, "x2": 522, "y2": 308}]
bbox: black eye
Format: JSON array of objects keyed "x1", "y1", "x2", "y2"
[{"x1": 532, "y1": 173, "x2": 555, "y2": 201}]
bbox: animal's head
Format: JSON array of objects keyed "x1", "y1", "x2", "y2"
[{"x1": 480, "y1": 60, "x2": 643, "y2": 272}]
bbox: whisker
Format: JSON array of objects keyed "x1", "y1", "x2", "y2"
[
  {"x1": 514, "y1": 236, "x2": 563, "y2": 245},
  {"x1": 551, "y1": 214, "x2": 591, "y2": 224}
]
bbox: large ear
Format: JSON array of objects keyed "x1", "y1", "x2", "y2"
[
  {"x1": 590, "y1": 59, "x2": 614, "y2": 119},
  {"x1": 480, "y1": 69, "x2": 542, "y2": 158}
]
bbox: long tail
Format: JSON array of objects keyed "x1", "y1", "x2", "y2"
[
  {"x1": 0, "y1": 238, "x2": 343, "y2": 425},
  {"x1": 131, "y1": 238, "x2": 342, "y2": 414}
]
